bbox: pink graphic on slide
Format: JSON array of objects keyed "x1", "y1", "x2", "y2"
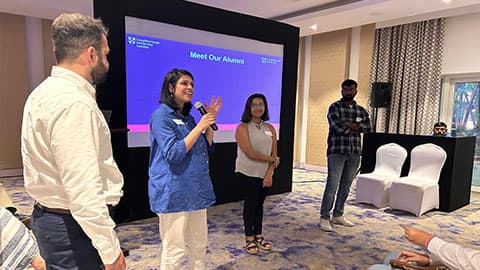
[{"x1": 127, "y1": 123, "x2": 279, "y2": 132}]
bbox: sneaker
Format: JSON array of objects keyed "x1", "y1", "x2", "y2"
[
  {"x1": 319, "y1": 219, "x2": 333, "y2": 232},
  {"x1": 331, "y1": 216, "x2": 354, "y2": 227},
  {"x1": 121, "y1": 247, "x2": 130, "y2": 257}
]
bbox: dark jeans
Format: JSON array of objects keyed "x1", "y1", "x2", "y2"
[
  {"x1": 239, "y1": 173, "x2": 269, "y2": 237},
  {"x1": 31, "y1": 205, "x2": 103, "y2": 270}
]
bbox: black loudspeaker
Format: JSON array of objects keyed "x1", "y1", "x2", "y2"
[{"x1": 370, "y1": 82, "x2": 392, "y2": 108}]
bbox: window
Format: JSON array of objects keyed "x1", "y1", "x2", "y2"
[{"x1": 441, "y1": 74, "x2": 480, "y2": 187}]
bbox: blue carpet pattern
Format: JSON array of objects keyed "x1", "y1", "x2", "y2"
[{"x1": 2, "y1": 169, "x2": 479, "y2": 269}]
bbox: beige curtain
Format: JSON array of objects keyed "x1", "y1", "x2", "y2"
[{"x1": 369, "y1": 18, "x2": 445, "y2": 135}]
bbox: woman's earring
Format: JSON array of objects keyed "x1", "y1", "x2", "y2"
[{"x1": 169, "y1": 93, "x2": 173, "y2": 98}]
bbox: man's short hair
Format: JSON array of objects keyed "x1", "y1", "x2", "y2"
[
  {"x1": 51, "y1": 13, "x2": 108, "y2": 63},
  {"x1": 341, "y1": 79, "x2": 358, "y2": 89},
  {"x1": 433, "y1": 122, "x2": 447, "y2": 128}
]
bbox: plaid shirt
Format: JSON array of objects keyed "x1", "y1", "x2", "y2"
[{"x1": 327, "y1": 98, "x2": 371, "y2": 155}]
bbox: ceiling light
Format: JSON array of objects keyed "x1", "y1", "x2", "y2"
[
  {"x1": 442, "y1": 0, "x2": 451, "y2": 3},
  {"x1": 309, "y1": 24, "x2": 317, "y2": 31}
]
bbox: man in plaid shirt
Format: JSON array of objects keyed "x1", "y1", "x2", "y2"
[{"x1": 320, "y1": 79, "x2": 371, "y2": 232}]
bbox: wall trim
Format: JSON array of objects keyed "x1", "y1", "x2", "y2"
[
  {"x1": 298, "y1": 36, "x2": 312, "y2": 164},
  {"x1": 293, "y1": 162, "x2": 327, "y2": 173},
  {"x1": 25, "y1": 16, "x2": 44, "y2": 92},
  {"x1": 349, "y1": 26, "x2": 361, "y2": 80},
  {"x1": 0, "y1": 169, "x2": 23, "y2": 178}
]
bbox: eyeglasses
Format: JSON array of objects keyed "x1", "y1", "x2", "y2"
[
  {"x1": 251, "y1": 103, "x2": 265, "y2": 108},
  {"x1": 434, "y1": 127, "x2": 447, "y2": 131}
]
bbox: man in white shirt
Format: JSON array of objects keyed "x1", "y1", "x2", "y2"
[
  {"x1": 21, "y1": 13, "x2": 126, "y2": 270},
  {"x1": 369, "y1": 225, "x2": 479, "y2": 269}
]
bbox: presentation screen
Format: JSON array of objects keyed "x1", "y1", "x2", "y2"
[{"x1": 125, "y1": 16, "x2": 284, "y2": 147}]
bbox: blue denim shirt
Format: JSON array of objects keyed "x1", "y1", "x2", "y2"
[{"x1": 148, "y1": 104, "x2": 215, "y2": 214}]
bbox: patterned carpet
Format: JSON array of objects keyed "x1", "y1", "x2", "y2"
[{"x1": 2, "y1": 169, "x2": 480, "y2": 270}]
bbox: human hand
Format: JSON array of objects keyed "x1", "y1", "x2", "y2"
[
  {"x1": 401, "y1": 225, "x2": 434, "y2": 247},
  {"x1": 263, "y1": 174, "x2": 273, "y2": 187},
  {"x1": 205, "y1": 96, "x2": 222, "y2": 119},
  {"x1": 197, "y1": 113, "x2": 216, "y2": 132},
  {"x1": 345, "y1": 122, "x2": 359, "y2": 133},
  {"x1": 397, "y1": 250, "x2": 431, "y2": 265},
  {"x1": 273, "y1": 156, "x2": 280, "y2": 168},
  {"x1": 31, "y1": 255, "x2": 46, "y2": 270},
  {"x1": 104, "y1": 251, "x2": 126, "y2": 270}
]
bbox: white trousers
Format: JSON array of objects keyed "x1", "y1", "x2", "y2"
[{"x1": 158, "y1": 209, "x2": 208, "y2": 270}]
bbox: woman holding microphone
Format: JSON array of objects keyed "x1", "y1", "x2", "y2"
[{"x1": 148, "y1": 68, "x2": 221, "y2": 270}]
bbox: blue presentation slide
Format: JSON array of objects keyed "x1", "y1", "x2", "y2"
[{"x1": 125, "y1": 34, "x2": 283, "y2": 132}]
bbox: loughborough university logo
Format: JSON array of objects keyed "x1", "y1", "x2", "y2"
[{"x1": 127, "y1": 36, "x2": 136, "y2": 45}]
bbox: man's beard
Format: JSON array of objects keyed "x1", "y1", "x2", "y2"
[
  {"x1": 343, "y1": 95, "x2": 354, "y2": 101},
  {"x1": 91, "y1": 60, "x2": 108, "y2": 85}
]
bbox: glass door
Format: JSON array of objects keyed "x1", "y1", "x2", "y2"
[{"x1": 451, "y1": 81, "x2": 480, "y2": 186}]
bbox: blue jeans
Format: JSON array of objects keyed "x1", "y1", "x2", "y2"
[
  {"x1": 31, "y1": 205, "x2": 103, "y2": 270},
  {"x1": 320, "y1": 153, "x2": 360, "y2": 220}
]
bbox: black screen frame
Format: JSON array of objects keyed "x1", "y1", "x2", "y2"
[{"x1": 94, "y1": 0, "x2": 299, "y2": 222}]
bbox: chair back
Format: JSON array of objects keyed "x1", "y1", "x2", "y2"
[
  {"x1": 408, "y1": 143, "x2": 447, "y2": 182},
  {"x1": 373, "y1": 143, "x2": 408, "y2": 177}
]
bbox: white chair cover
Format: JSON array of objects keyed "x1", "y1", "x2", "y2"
[
  {"x1": 389, "y1": 143, "x2": 447, "y2": 216},
  {"x1": 356, "y1": 143, "x2": 408, "y2": 208}
]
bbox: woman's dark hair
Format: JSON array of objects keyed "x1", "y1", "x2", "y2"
[
  {"x1": 159, "y1": 68, "x2": 193, "y2": 116},
  {"x1": 241, "y1": 93, "x2": 270, "y2": 123}
]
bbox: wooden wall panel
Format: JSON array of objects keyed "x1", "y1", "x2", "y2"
[
  {"x1": 357, "y1": 24, "x2": 375, "y2": 110},
  {"x1": 0, "y1": 13, "x2": 29, "y2": 169},
  {"x1": 42, "y1": 19, "x2": 55, "y2": 78},
  {"x1": 306, "y1": 29, "x2": 350, "y2": 166}
]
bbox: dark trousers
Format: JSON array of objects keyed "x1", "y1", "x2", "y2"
[
  {"x1": 31, "y1": 205, "x2": 103, "y2": 270},
  {"x1": 239, "y1": 173, "x2": 268, "y2": 237}
]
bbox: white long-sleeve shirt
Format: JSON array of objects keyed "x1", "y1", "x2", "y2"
[
  {"x1": 428, "y1": 237, "x2": 480, "y2": 270},
  {"x1": 21, "y1": 66, "x2": 124, "y2": 264}
]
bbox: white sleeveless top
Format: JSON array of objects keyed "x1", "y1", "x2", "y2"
[{"x1": 235, "y1": 121, "x2": 273, "y2": 178}]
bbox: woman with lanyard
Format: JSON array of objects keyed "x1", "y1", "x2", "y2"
[{"x1": 235, "y1": 93, "x2": 279, "y2": 255}]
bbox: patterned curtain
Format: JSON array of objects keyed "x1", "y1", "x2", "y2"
[{"x1": 369, "y1": 18, "x2": 445, "y2": 135}]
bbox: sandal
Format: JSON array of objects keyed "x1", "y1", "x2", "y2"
[
  {"x1": 255, "y1": 236, "x2": 272, "y2": 251},
  {"x1": 245, "y1": 239, "x2": 259, "y2": 255}
]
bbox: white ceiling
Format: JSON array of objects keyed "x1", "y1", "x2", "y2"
[
  {"x1": 188, "y1": 0, "x2": 344, "y2": 18},
  {"x1": 1, "y1": 0, "x2": 480, "y2": 36}
]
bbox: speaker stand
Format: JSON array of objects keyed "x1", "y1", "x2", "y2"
[
  {"x1": 371, "y1": 107, "x2": 391, "y2": 133},
  {"x1": 385, "y1": 107, "x2": 391, "y2": 132}
]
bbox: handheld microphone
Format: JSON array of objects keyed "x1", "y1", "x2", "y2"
[{"x1": 194, "y1": 101, "x2": 218, "y2": 131}]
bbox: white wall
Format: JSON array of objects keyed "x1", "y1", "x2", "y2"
[{"x1": 442, "y1": 12, "x2": 480, "y2": 75}]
